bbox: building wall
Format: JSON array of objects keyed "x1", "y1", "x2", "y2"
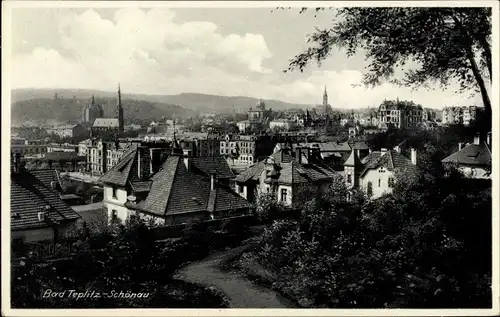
[
  {"x1": 359, "y1": 167, "x2": 396, "y2": 199},
  {"x1": 11, "y1": 144, "x2": 48, "y2": 156},
  {"x1": 104, "y1": 186, "x2": 129, "y2": 224},
  {"x1": 12, "y1": 227, "x2": 55, "y2": 243}
]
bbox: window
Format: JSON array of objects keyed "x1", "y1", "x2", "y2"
[
  {"x1": 367, "y1": 182, "x2": 373, "y2": 197},
  {"x1": 280, "y1": 188, "x2": 288, "y2": 202},
  {"x1": 238, "y1": 185, "x2": 244, "y2": 194},
  {"x1": 347, "y1": 174, "x2": 352, "y2": 184},
  {"x1": 111, "y1": 210, "x2": 118, "y2": 221},
  {"x1": 388, "y1": 177, "x2": 395, "y2": 188},
  {"x1": 112, "y1": 187, "x2": 118, "y2": 199},
  {"x1": 378, "y1": 179, "x2": 381, "y2": 187}
]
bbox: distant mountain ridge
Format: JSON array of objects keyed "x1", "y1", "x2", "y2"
[
  {"x1": 11, "y1": 88, "x2": 315, "y2": 113},
  {"x1": 12, "y1": 88, "x2": 424, "y2": 125}
]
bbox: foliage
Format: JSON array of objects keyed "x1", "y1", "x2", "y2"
[
  {"x1": 288, "y1": 8, "x2": 492, "y2": 123},
  {"x1": 253, "y1": 165, "x2": 491, "y2": 308},
  {"x1": 11, "y1": 217, "x2": 244, "y2": 308},
  {"x1": 255, "y1": 192, "x2": 295, "y2": 223}
]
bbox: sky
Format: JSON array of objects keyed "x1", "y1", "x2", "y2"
[{"x1": 10, "y1": 6, "x2": 484, "y2": 109}]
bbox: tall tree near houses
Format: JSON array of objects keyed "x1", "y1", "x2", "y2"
[{"x1": 286, "y1": 7, "x2": 492, "y2": 127}]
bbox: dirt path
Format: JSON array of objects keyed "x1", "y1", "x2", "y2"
[{"x1": 174, "y1": 244, "x2": 295, "y2": 308}]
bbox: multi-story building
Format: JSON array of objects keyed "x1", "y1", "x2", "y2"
[
  {"x1": 85, "y1": 139, "x2": 133, "y2": 175},
  {"x1": 11, "y1": 137, "x2": 26, "y2": 145},
  {"x1": 11, "y1": 144, "x2": 48, "y2": 157},
  {"x1": 442, "y1": 106, "x2": 478, "y2": 126},
  {"x1": 422, "y1": 108, "x2": 437, "y2": 122},
  {"x1": 177, "y1": 132, "x2": 220, "y2": 157},
  {"x1": 377, "y1": 100, "x2": 423, "y2": 129},
  {"x1": 46, "y1": 124, "x2": 86, "y2": 139},
  {"x1": 99, "y1": 147, "x2": 250, "y2": 226},
  {"x1": 220, "y1": 134, "x2": 276, "y2": 167},
  {"x1": 46, "y1": 143, "x2": 78, "y2": 153},
  {"x1": 269, "y1": 119, "x2": 297, "y2": 131}
]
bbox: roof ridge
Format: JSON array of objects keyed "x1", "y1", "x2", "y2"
[
  {"x1": 388, "y1": 151, "x2": 394, "y2": 169},
  {"x1": 163, "y1": 156, "x2": 181, "y2": 217}
]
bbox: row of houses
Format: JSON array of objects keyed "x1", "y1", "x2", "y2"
[{"x1": 9, "y1": 129, "x2": 491, "y2": 245}]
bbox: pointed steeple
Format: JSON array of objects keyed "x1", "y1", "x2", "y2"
[
  {"x1": 116, "y1": 82, "x2": 124, "y2": 133},
  {"x1": 91, "y1": 95, "x2": 95, "y2": 105},
  {"x1": 323, "y1": 85, "x2": 328, "y2": 109}
]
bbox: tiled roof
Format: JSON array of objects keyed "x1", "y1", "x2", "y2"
[
  {"x1": 99, "y1": 148, "x2": 137, "y2": 187},
  {"x1": 93, "y1": 118, "x2": 119, "y2": 128},
  {"x1": 442, "y1": 143, "x2": 491, "y2": 166},
  {"x1": 360, "y1": 150, "x2": 417, "y2": 177},
  {"x1": 28, "y1": 169, "x2": 66, "y2": 192},
  {"x1": 316, "y1": 141, "x2": 351, "y2": 152},
  {"x1": 190, "y1": 156, "x2": 234, "y2": 179},
  {"x1": 130, "y1": 181, "x2": 152, "y2": 193},
  {"x1": 133, "y1": 156, "x2": 250, "y2": 216},
  {"x1": 140, "y1": 156, "x2": 179, "y2": 216},
  {"x1": 11, "y1": 170, "x2": 80, "y2": 231},
  {"x1": 350, "y1": 141, "x2": 369, "y2": 150},
  {"x1": 236, "y1": 150, "x2": 336, "y2": 185}
]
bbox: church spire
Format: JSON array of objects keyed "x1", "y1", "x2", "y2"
[
  {"x1": 323, "y1": 85, "x2": 328, "y2": 108},
  {"x1": 116, "y1": 83, "x2": 124, "y2": 133}
]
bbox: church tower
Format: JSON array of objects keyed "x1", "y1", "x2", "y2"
[{"x1": 116, "y1": 83, "x2": 124, "y2": 133}]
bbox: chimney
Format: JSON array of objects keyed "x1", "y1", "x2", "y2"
[
  {"x1": 410, "y1": 148, "x2": 417, "y2": 165},
  {"x1": 14, "y1": 153, "x2": 21, "y2": 172},
  {"x1": 295, "y1": 146, "x2": 302, "y2": 163},
  {"x1": 473, "y1": 134, "x2": 481, "y2": 145},
  {"x1": 458, "y1": 142, "x2": 463, "y2": 151},
  {"x1": 381, "y1": 148, "x2": 388, "y2": 156},
  {"x1": 210, "y1": 173, "x2": 217, "y2": 191},
  {"x1": 183, "y1": 149, "x2": 192, "y2": 170},
  {"x1": 486, "y1": 132, "x2": 491, "y2": 146}
]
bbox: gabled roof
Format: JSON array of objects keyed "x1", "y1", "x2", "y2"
[
  {"x1": 235, "y1": 149, "x2": 337, "y2": 185},
  {"x1": 344, "y1": 149, "x2": 362, "y2": 166},
  {"x1": 28, "y1": 168, "x2": 66, "y2": 192},
  {"x1": 190, "y1": 156, "x2": 234, "y2": 179},
  {"x1": 314, "y1": 141, "x2": 351, "y2": 152},
  {"x1": 11, "y1": 170, "x2": 80, "y2": 231},
  {"x1": 99, "y1": 146, "x2": 138, "y2": 187},
  {"x1": 360, "y1": 150, "x2": 417, "y2": 177},
  {"x1": 442, "y1": 143, "x2": 491, "y2": 166},
  {"x1": 93, "y1": 118, "x2": 119, "y2": 128},
  {"x1": 133, "y1": 156, "x2": 250, "y2": 216}
]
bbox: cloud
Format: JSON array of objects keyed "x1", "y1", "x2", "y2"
[{"x1": 11, "y1": 8, "x2": 482, "y2": 110}]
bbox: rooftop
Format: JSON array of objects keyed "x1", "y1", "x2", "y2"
[
  {"x1": 93, "y1": 118, "x2": 119, "y2": 128},
  {"x1": 128, "y1": 156, "x2": 250, "y2": 217},
  {"x1": 442, "y1": 143, "x2": 491, "y2": 166},
  {"x1": 11, "y1": 169, "x2": 80, "y2": 231}
]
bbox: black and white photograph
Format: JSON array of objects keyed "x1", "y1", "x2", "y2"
[{"x1": 2, "y1": 1, "x2": 498, "y2": 315}]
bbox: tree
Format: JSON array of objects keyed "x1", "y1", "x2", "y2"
[{"x1": 287, "y1": 8, "x2": 492, "y2": 126}]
